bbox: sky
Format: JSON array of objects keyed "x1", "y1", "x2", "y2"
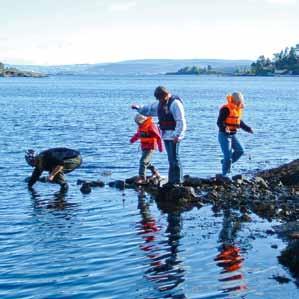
[{"x1": 0, "y1": 0, "x2": 298, "y2": 65}]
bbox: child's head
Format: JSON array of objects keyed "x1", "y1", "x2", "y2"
[
  {"x1": 231, "y1": 92, "x2": 244, "y2": 107},
  {"x1": 134, "y1": 114, "x2": 147, "y2": 125}
]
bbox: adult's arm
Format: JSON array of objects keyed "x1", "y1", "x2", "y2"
[
  {"x1": 137, "y1": 102, "x2": 159, "y2": 117},
  {"x1": 28, "y1": 168, "x2": 43, "y2": 187},
  {"x1": 170, "y1": 100, "x2": 187, "y2": 140}
]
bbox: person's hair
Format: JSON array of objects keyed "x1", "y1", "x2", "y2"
[
  {"x1": 232, "y1": 92, "x2": 244, "y2": 103},
  {"x1": 154, "y1": 86, "x2": 169, "y2": 100},
  {"x1": 134, "y1": 114, "x2": 147, "y2": 125}
]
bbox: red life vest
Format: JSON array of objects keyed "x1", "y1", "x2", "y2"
[{"x1": 139, "y1": 117, "x2": 159, "y2": 149}]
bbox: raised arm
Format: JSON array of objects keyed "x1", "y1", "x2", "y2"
[{"x1": 131, "y1": 102, "x2": 159, "y2": 117}]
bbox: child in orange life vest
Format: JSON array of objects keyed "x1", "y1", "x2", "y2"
[
  {"x1": 217, "y1": 92, "x2": 253, "y2": 177},
  {"x1": 130, "y1": 114, "x2": 163, "y2": 184}
]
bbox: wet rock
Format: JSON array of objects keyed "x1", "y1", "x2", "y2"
[
  {"x1": 215, "y1": 174, "x2": 232, "y2": 185},
  {"x1": 89, "y1": 180, "x2": 105, "y2": 187},
  {"x1": 253, "y1": 177, "x2": 269, "y2": 189},
  {"x1": 109, "y1": 180, "x2": 126, "y2": 190},
  {"x1": 278, "y1": 240, "x2": 299, "y2": 278},
  {"x1": 271, "y1": 275, "x2": 291, "y2": 284},
  {"x1": 239, "y1": 213, "x2": 252, "y2": 222},
  {"x1": 80, "y1": 182, "x2": 92, "y2": 194}
]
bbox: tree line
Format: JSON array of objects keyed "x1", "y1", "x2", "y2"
[{"x1": 250, "y1": 44, "x2": 299, "y2": 76}]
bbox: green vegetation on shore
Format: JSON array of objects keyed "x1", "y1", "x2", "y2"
[
  {"x1": 168, "y1": 43, "x2": 299, "y2": 76},
  {"x1": 166, "y1": 65, "x2": 220, "y2": 75},
  {"x1": 0, "y1": 62, "x2": 47, "y2": 78},
  {"x1": 249, "y1": 44, "x2": 299, "y2": 76}
]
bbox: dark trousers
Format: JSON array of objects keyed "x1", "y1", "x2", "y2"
[
  {"x1": 164, "y1": 140, "x2": 183, "y2": 184},
  {"x1": 53, "y1": 155, "x2": 82, "y2": 186}
]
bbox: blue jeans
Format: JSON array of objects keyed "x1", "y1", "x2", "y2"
[
  {"x1": 164, "y1": 140, "x2": 183, "y2": 184},
  {"x1": 218, "y1": 132, "x2": 244, "y2": 176}
]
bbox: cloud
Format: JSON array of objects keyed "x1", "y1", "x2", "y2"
[
  {"x1": 108, "y1": 1, "x2": 136, "y2": 12},
  {"x1": 265, "y1": 0, "x2": 297, "y2": 4}
]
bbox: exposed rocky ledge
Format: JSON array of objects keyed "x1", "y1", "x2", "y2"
[{"x1": 107, "y1": 159, "x2": 299, "y2": 221}]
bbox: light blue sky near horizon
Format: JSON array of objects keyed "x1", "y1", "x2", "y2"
[{"x1": 0, "y1": 0, "x2": 298, "y2": 65}]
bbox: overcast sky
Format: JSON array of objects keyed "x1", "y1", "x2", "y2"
[{"x1": 0, "y1": 0, "x2": 298, "y2": 65}]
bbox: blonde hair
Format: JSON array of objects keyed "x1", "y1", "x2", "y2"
[
  {"x1": 231, "y1": 92, "x2": 244, "y2": 103},
  {"x1": 134, "y1": 114, "x2": 147, "y2": 125}
]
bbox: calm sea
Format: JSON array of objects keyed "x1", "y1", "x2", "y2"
[{"x1": 0, "y1": 75, "x2": 299, "y2": 298}]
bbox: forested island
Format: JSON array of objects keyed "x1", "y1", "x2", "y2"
[
  {"x1": 0, "y1": 62, "x2": 47, "y2": 78},
  {"x1": 168, "y1": 43, "x2": 299, "y2": 76}
]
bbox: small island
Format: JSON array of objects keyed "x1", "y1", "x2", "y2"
[
  {"x1": 0, "y1": 62, "x2": 47, "y2": 78},
  {"x1": 167, "y1": 43, "x2": 299, "y2": 77}
]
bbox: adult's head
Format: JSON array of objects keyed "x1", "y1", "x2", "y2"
[
  {"x1": 25, "y1": 149, "x2": 37, "y2": 167},
  {"x1": 154, "y1": 86, "x2": 171, "y2": 102}
]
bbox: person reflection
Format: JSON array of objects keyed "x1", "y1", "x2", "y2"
[
  {"x1": 215, "y1": 208, "x2": 247, "y2": 294},
  {"x1": 29, "y1": 187, "x2": 78, "y2": 217},
  {"x1": 137, "y1": 189, "x2": 186, "y2": 298}
]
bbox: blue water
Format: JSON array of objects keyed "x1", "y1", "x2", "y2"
[{"x1": 0, "y1": 75, "x2": 299, "y2": 299}]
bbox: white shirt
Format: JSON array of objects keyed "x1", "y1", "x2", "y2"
[{"x1": 137, "y1": 99, "x2": 187, "y2": 141}]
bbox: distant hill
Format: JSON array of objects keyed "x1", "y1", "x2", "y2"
[{"x1": 10, "y1": 59, "x2": 252, "y2": 76}]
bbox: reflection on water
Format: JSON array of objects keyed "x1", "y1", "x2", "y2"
[
  {"x1": 137, "y1": 189, "x2": 186, "y2": 298},
  {"x1": 30, "y1": 188, "x2": 79, "y2": 214},
  {"x1": 215, "y1": 208, "x2": 247, "y2": 296}
]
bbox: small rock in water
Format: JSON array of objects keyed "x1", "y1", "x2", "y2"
[
  {"x1": 80, "y1": 182, "x2": 92, "y2": 194},
  {"x1": 89, "y1": 180, "x2": 105, "y2": 187},
  {"x1": 271, "y1": 275, "x2": 291, "y2": 284},
  {"x1": 77, "y1": 179, "x2": 86, "y2": 185}
]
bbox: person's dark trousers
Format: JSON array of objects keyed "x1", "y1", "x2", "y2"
[
  {"x1": 53, "y1": 155, "x2": 82, "y2": 190},
  {"x1": 164, "y1": 140, "x2": 183, "y2": 184}
]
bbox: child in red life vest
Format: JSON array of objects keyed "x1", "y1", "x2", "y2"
[{"x1": 130, "y1": 114, "x2": 163, "y2": 184}]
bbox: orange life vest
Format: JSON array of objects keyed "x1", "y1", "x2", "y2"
[
  {"x1": 221, "y1": 95, "x2": 243, "y2": 133},
  {"x1": 139, "y1": 117, "x2": 157, "y2": 145}
]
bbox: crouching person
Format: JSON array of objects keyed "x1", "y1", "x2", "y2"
[
  {"x1": 130, "y1": 114, "x2": 163, "y2": 184},
  {"x1": 25, "y1": 147, "x2": 82, "y2": 191}
]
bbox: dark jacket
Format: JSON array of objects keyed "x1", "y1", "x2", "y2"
[
  {"x1": 28, "y1": 148, "x2": 81, "y2": 187},
  {"x1": 217, "y1": 107, "x2": 251, "y2": 134}
]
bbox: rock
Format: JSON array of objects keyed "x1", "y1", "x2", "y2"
[
  {"x1": 239, "y1": 214, "x2": 252, "y2": 222},
  {"x1": 109, "y1": 180, "x2": 126, "y2": 190},
  {"x1": 232, "y1": 174, "x2": 245, "y2": 181},
  {"x1": 278, "y1": 240, "x2": 299, "y2": 278},
  {"x1": 271, "y1": 275, "x2": 291, "y2": 284},
  {"x1": 77, "y1": 179, "x2": 86, "y2": 185},
  {"x1": 89, "y1": 180, "x2": 105, "y2": 187},
  {"x1": 80, "y1": 182, "x2": 92, "y2": 194},
  {"x1": 288, "y1": 232, "x2": 299, "y2": 240},
  {"x1": 271, "y1": 244, "x2": 278, "y2": 249},
  {"x1": 215, "y1": 174, "x2": 232, "y2": 185},
  {"x1": 253, "y1": 177, "x2": 269, "y2": 189}
]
